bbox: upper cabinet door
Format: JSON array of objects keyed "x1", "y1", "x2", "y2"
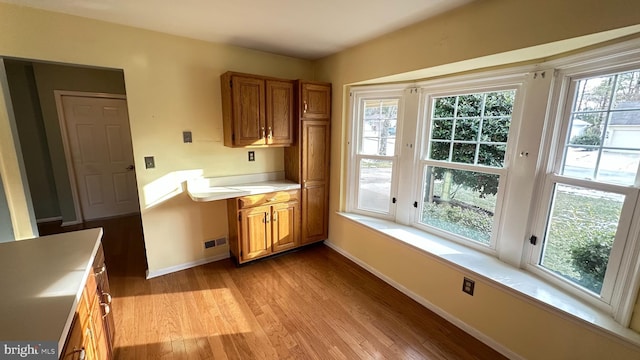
[
  {"x1": 301, "y1": 82, "x2": 331, "y2": 119},
  {"x1": 266, "y1": 80, "x2": 294, "y2": 146},
  {"x1": 232, "y1": 76, "x2": 266, "y2": 146}
]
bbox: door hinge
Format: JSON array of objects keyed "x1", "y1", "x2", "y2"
[
  {"x1": 392, "y1": 197, "x2": 397, "y2": 204},
  {"x1": 413, "y1": 201, "x2": 418, "y2": 208},
  {"x1": 529, "y1": 235, "x2": 538, "y2": 245}
]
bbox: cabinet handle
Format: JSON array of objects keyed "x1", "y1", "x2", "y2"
[
  {"x1": 303, "y1": 101, "x2": 308, "y2": 113},
  {"x1": 94, "y1": 264, "x2": 106, "y2": 275},
  {"x1": 101, "y1": 302, "x2": 111, "y2": 318},
  {"x1": 261, "y1": 127, "x2": 266, "y2": 139},
  {"x1": 272, "y1": 212, "x2": 277, "y2": 222},
  {"x1": 102, "y1": 292, "x2": 112, "y2": 304},
  {"x1": 71, "y1": 347, "x2": 86, "y2": 360},
  {"x1": 268, "y1": 127, "x2": 272, "y2": 140}
]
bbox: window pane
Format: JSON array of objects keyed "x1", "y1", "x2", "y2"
[
  {"x1": 484, "y1": 91, "x2": 514, "y2": 116},
  {"x1": 480, "y1": 118, "x2": 510, "y2": 142},
  {"x1": 454, "y1": 119, "x2": 480, "y2": 141},
  {"x1": 429, "y1": 90, "x2": 514, "y2": 167},
  {"x1": 358, "y1": 159, "x2": 393, "y2": 213},
  {"x1": 562, "y1": 73, "x2": 640, "y2": 185},
  {"x1": 431, "y1": 119, "x2": 453, "y2": 140},
  {"x1": 452, "y1": 143, "x2": 476, "y2": 164},
  {"x1": 478, "y1": 144, "x2": 506, "y2": 167},
  {"x1": 420, "y1": 166, "x2": 499, "y2": 245},
  {"x1": 540, "y1": 184, "x2": 623, "y2": 294},
  {"x1": 456, "y1": 94, "x2": 482, "y2": 117},
  {"x1": 611, "y1": 70, "x2": 640, "y2": 110},
  {"x1": 361, "y1": 99, "x2": 398, "y2": 156},
  {"x1": 607, "y1": 110, "x2": 640, "y2": 150},
  {"x1": 433, "y1": 97, "x2": 455, "y2": 118},
  {"x1": 597, "y1": 150, "x2": 640, "y2": 185},
  {"x1": 574, "y1": 76, "x2": 614, "y2": 112},
  {"x1": 430, "y1": 141, "x2": 450, "y2": 161}
]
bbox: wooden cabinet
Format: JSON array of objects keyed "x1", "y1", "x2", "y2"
[
  {"x1": 228, "y1": 190, "x2": 300, "y2": 264},
  {"x1": 301, "y1": 82, "x2": 331, "y2": 119},
  {"x1": 221, "y1": 72, "x2": 294, "y2": 147},
  {"x1": 285, "y1": 81, "x2": 331, "y2": 245},
  {"x1": 61, "y1": 244, "x2": 113, "y2": 360}
]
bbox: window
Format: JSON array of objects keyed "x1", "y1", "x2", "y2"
[
  {"x1": 347, "y1": 41, "x2": 640, "y2": 325},
  {"x1": 418, "y1": 90, "x2": 516, "y2": 247},
  {"x1": 529, "y1": 67, "x2": 640, "y2": 315},
  {"x1": 349, "y1": 90, "x2": 403, "y2": 218}
]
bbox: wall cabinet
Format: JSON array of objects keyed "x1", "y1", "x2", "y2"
[
  {"x1": 285, "y1": 81, "x2": 331, "y2": 245},
  {"x1": 228, "y1": 190, "x2": 300, "y2": 264},
  {"x1": 61, "y1": 244, "x2": 113, "y2": 360},
  {"x1": 221, "y1": 72, "x2": 294, "y2": 147}
]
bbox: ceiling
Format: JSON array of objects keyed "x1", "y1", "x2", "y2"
[{"x1": 1, "y1": 0, "x2": 471, "y2": 59}]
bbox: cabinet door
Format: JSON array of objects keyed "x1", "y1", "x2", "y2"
[
  {"x1": 240, "y1": 206, "x2": 271, "y2": 261},
  {"x1": 266, "y1": 80, "x2": 294, "y2": 145},
  {"x1": 301, "y1": 82, "x2": 331, "y2": 119},
  {"x1": 302, "y1": 121, "x2": 329, "y2": 183},
  {"x1": 232, "y1": 76, "x2": 266, "y2": 146},
  {"x1": 272, "y1": 202, "x2": 300, "y2": 252},
  {"x1": 302, "y1": 184, "x2": 328, "y2": 244}
]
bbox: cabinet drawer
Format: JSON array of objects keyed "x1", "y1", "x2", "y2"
[{"x1": 237, "y1": 190, "x2": 299, "y2": 209}]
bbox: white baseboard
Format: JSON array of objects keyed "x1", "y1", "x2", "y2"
[
  {"x1": 146, "y1": 252, "x2": 230, "y2": 279},
  {"x1": 324, "y1": 240, "x2": 524, "y2": 360},
  {"x1": 36, "y1": 216, "x2": 62, "y2": 224}
]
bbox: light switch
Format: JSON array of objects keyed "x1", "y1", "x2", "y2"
[
  {"x1": 183, "y1": 131, "x2": 192, "y2": 143},
  {"x1": 144, "y1": 156, "x2": 155, "y2": 169}
]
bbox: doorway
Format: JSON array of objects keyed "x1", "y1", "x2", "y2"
[{"x1": 57, "y1": 93, "x2": 139, "y2": 221}]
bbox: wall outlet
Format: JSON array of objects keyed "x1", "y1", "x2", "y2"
[
  {"x1": 248, "y1": 151, "x2": 255, "y2": 162},
  {"x1": 462, "y1": 277, "x2": 475, "y2": 296},
  {"x1": 144, "y1": 156, "x2": 155, "y2": 169}
]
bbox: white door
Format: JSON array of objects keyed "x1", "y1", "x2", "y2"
[{"x1": 61, "y1": 96, "x2": 139, "y2": 220}]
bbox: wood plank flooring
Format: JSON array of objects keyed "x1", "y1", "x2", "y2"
[{"x1": 40, "y1": 215, "x2": 506, "y2": 359}]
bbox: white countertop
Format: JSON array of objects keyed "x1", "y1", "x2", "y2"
[
  {"x1": 0, "y1": 228, "x2": 103, "y2": 354},
  {"x1": 187, "y1": 172, "x2": 301, "y2": 202}
]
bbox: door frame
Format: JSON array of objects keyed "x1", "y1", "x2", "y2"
[{"x1": 54, "y1": 90, "x2": 128, "y2": 224}]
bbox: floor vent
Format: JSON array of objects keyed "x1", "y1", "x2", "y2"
[{"x1": 204, "y1": 237, "x2": 227, "y2": 249}]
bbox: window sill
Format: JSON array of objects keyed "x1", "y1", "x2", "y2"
[{"x1": 336, "y1": 212, "x2": 640, "y2": 348}]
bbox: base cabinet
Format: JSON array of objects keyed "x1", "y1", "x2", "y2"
[
  {"x1": 228, "y1": 190, "x2": 300, "y2": 264},
  {"x1": 61, "y1": 244, "x2": 113, "y2": 360}
]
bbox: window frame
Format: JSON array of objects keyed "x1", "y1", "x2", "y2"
[
  {"x1": 413, "y1": 80, "x2": 526, "y2": 252},
  {"x1": 526, "y1": 58, "x2": 640, "y2": 322},
  {"x1": 347, "y1": 88, "x2": 406, "y2": 220}
]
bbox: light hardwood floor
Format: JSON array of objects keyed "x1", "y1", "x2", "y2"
[{"x1": 41, "y1": 215, "x2": 506, "y2": 359}]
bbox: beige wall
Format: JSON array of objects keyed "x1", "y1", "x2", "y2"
[
  {"x1": 0, "y1": 3, "x2": 313, "y2": 272},
  {"x1": 315, "y1": 0, "x2": 640, "y2": 359}
]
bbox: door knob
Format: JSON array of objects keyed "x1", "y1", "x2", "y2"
[{"x1": 126, "y1": 165, "x2": 135, "y2": 171}]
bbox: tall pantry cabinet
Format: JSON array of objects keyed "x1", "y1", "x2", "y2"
[{"x1": 285, "y1": 81, "x2": 331, "y2": 245}]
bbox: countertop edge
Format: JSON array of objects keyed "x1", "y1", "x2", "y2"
[{"x1": 56, "y1": 228, "x2": 104, "y2": 356}]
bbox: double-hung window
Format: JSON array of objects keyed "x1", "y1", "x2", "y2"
[
  {"x1": 348, "y1": 90, "x2": 404, "y2": 218},
  {"x1": 416, "y1": 88, "x2": 518, "y2": 249},
  {"x1": 529, "y1": 65, "x2": 640, "y2": 318}
]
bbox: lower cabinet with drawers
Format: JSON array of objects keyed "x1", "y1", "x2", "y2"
[
  {"x1": 227, "y1": 189, "x2": 301, "y2": 264},
  {"x1": 61, "y1": 244, "x2": 114, "y2": 359}
]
